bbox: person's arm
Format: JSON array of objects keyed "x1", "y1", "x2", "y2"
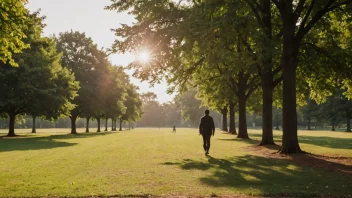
[
  {"x1": 211, "y1": 117, "x2": 215, "y2": 136},
  {"x1": 199, "y1": 118, "x2": 203, "y2": 135}
]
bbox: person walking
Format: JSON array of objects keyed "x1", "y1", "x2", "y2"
[
  {"x1": 199, "y1": 109, "x2": 215, "y2": 156},
  {"x1": 172, "y1": 124, "x2": 176, "y2": 133}
]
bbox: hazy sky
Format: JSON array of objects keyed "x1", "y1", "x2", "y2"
[{"x1": 26, "y1": 0, "x2": 174, "y2": 103}]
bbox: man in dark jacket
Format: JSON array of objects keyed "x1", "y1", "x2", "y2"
[{"x1": 199, "y1": 109, "x2": 215, "y2": 156}]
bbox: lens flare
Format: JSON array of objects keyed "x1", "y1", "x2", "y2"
[{"x1": 138, "y1": 50, "x2": 150, "y2": 63}]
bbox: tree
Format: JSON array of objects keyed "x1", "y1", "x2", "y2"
[
  {"x1": 138, "y1": 92, "x2": 164, "y2": 127},
  {"x1": 0, "y1": 14, "x2": 78, "y2": 136},
  {"x1": 340, "y1": 96, "x2": 352, "y2": 132},
  {"x1": 175, "y1": 89, "x2": 207, "y2": 127},
  {"x1": 319, "y1": 89, "x2": 352, "y2": 132},
  {"x1": 196, "y1": 76, "x2": 234, "y2": 133},
  {"x1": 0, "y1": 0, "x2": 30, "y2": 66},
  {"x1": 272, "y1": 0, "x2": 352, "y2": 153},
  {"x1": 102, "y1": 66, "x2": 127, "y2": 132},
  {"x1": 56, "y1": 31, "x2": 109, "y2": 134},
  {"x1": 119, "y1": 84, "x2": 142, "y2": 130},
  {"x1": 300, "y1": 99, "x2": 319, "y2": 130}
]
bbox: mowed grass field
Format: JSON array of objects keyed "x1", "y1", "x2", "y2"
[{"x1": 0, "y1": 128, "x2": 351, "y2": 197}]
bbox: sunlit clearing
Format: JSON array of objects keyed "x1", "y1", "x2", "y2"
[{"x1": 138, "y1": 50, "x2": 150, "y2": 63}]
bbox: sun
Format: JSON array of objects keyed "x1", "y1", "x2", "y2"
[{"x1": 138, "y1": 50, "x2": 151, "y2": 63}]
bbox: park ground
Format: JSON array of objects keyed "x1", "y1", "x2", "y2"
[{"x1": 0, "y1": 128, "x2": 351, "y2": 197}]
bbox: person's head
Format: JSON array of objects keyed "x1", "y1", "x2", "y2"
[{"x1": 205, "y1": 109, "x2": 210, "y2": 115}]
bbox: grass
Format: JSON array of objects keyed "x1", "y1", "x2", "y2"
[{"x1": 0, "y1": 128, "x2": 351, "y2": 197}]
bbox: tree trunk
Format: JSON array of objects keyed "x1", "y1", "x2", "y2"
[
  {"x1": 347, "y1": 118, "x2": 351, "y2": 132},
  {"x1": 221, "y1": 106, "x2": 228, "y2": 132},
  {"x1": 119, "y1": 119, "x2": 123, "y2": 131},
  {"x1": 275, "y1": 112, "x2": 280, "y2": 130},
  {"x1": 280, "y1": 45, "x2": 302, "y2": 153},
  {"x1": 110, "y1": 120, "x2": 113, "y2": 131},
  {"x1": 129, "y1": 121, "x2": 131, "y2": 130},
  {"x1": 260, "y1": 78, "x2": 275, "y2": 144},
  {"x1": 85, "y1": 117, "x2": 90, "y2": 133},
  {"x1": 307, "y1": 118, "x2": 311, "y2": 130},
  {"x1": 258, "y1": 0, "x2": 276, "y2": 145},
  {"x1": 237, "y1": 73, "x2": 249, "y2": 139},
  {"x1": 229, "y1": 99, "x2": 237, "y2": 134},
  {"x1": 104, "y1": 118, "x2": 108, "y2": 131},
  {"x1": 346, "y1": 111, "x2": 351, "y2": 132},
  {"x1": 32, "y1": 116, "x2": 37, "y2": 133},
  {"x1": 7, "y1": 113, "x2": 16, "y2": 137},
  {"x1": 278, "y1": 1, "x2": 302, "y2": 154},
  {"x1": 70, "y1": 114, "x2": 78, "y2": 134},
  {"x1": 97, "y1": 117, "x2": 101, "y2": 132},
  {"x1": 332, "y1": 119, "x2": 336, "y2": 131}
]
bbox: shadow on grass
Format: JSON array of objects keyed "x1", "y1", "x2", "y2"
[
  {"x1": 0, "y1": 132, "x2": 115, "y2": 152},
  {"x1": 217, "y1": 138, "x2": 258, "y2": 144},
  {"x1": 248, "y1": 133, "x2": 352, "y2": 149},
  {"x1": 290, "y1": 153, "x2": 352, "y2": 175},
  {"x1": 163, "y1": 155, "x2": 351, "y2": 196},
  {"x1": 49, "y1": 132, "x2": 115, "y2": 140},
  {"x1": 298, "y1": 136, "x2": 352, "y2": 150},
  {"x1": 0, "y1": 137, "x2": 77, "y2": 152}
]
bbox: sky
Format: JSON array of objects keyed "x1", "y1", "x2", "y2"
[{"x1": 26, "y1": 0, "x2": 174, "y2": 103}]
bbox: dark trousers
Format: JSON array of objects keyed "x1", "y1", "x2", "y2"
[{"x1": 202, "y1": 134, "x2": 211, "y2": 152}]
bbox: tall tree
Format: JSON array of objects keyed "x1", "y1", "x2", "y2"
[
  {"x1": 104, "y1": 67, "x2": 127, "y2": 132},
  {"x1": 0, "y1": 14, "x2": 78, "y2": 136},
  {"x1": 119, "y1": 84, "x2": 142, "y2": 130},
  {"x1": 56, "y1": 31, "x2": 109, "y2": 134},
  {"x1": 272, "y1": 0, "x2": 352, "y2": 153}
]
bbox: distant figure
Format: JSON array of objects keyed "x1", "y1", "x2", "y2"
[
  {"x1": 199, "y1": 109, "x2": 215, "y2": 156},
  {"x1": 172, "y1": 124, "x2": 176, "y2": 133}
]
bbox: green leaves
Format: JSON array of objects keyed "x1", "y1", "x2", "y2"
[
  {"x1": 0, "y1": 27, "x2": 78, "y2": 122},
  {"x1": 0, "y1": 0, "x2": 30, "y2": 66}
]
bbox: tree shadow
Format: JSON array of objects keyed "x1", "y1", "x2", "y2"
[
  {"x1": 217, "y1": 138, "x2": 258, "y2": 145},
  {"x1": 290, "y1": 153, "x2": 352, "y2": 175},
  {"x1": 0, "y1": 132, "x2": 115, "y2": 152},
  {"x1": 298, "y1": 136, "x2": 352, "y2": 149},
  {"x1": 248, "y1": 133, "x2": 282, "y2": 140},
  {"x1": 0, "y1": 137, "x2": 77, "y2": 152},
  {"x1": 163, "y1": 155, "x2": 351, "y2": 196},
  {"x1": 49, "y1": 132, "x2": 115, "y2": 140},
  {"x1": 248, "y1": 133, "x2": 352, "y2": 149}
]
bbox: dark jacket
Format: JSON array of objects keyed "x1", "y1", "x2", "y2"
[{"x1": 199, "y1": 115, "x2": 215, "y2": 135}]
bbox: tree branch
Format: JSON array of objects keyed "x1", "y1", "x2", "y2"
[
  {"x1": 297, "y1": 0, "x2": 316, "y2": 36},
  {"x1": 293, "y1": 0, "x2": 308, "y2": 24},
  {"x1": 246, "y1": 83, "x2": 260, "y2": 99},
  {"x1": 273, "y1": 76, "x2": 283, "y2": 87},
  {"x1": 297, "y1": 0, "x2": 350, "y2": 41},
  {"x1": 302, "y1": 42, "x2": 342, "y2": 67},
  {"x1": 244, "y1": 0, "x2": 265, "y2": 30}
]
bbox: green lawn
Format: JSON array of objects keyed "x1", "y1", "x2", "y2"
[{"x1": 0, "y1": 128, "x2": 351, "y2": 197}]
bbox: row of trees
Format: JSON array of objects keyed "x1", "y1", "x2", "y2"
[
  {"x1": 300, "y1": 89, "x2": 352, "y2": 132},
  {"x1": 107, "y1": 0, "x2": 352, "y2": 153},
  {"x1": 0, "y1": 6, "x2": 143, "y2": 136},
  {"x1": 0, "y1": 116, "x2": 133, "y2": 130}
]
